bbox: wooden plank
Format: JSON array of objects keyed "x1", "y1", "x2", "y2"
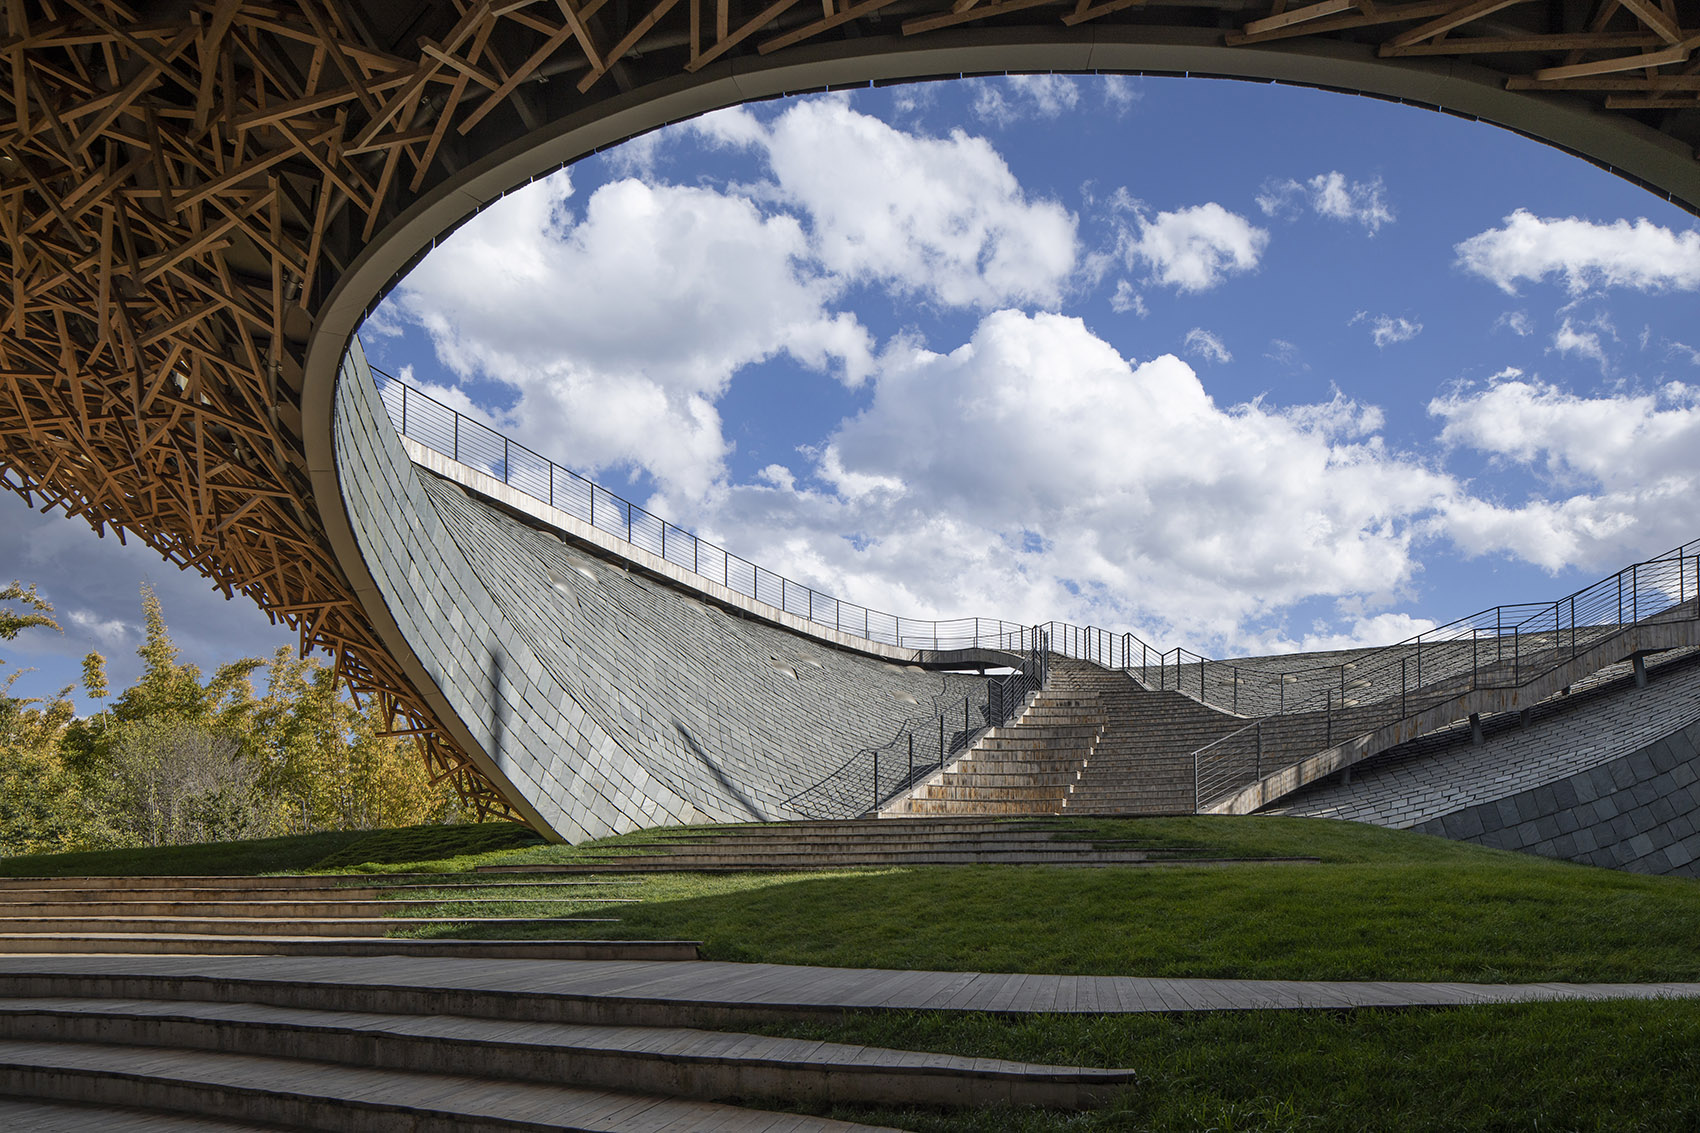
[
  {"x1": 1383, "y1": 0, "x2": 1537, "y2": 49},
  {"x1": 1531, "y1": 38, "x2": 1694, "y2": 80},
  {"x1": 1062, "y1": 0, "x2": 1148, "y2": 27},
  {"x1": 1241, "y1": 0, "x2": 1354, "y2": 38},
  {"x1": 902, "y1": 0, "x2": 1058, "y2": 35},
  {"x1": 687, "y1": 0, "x2": 804, "y2": 69},
  {"x1": 1225, "y1": 0, "x2": 1452, "y2": 44}
]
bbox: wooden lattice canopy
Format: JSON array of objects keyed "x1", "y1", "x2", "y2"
[{"x1": 2, "y1": 0, "x2": 1696, "y2": 824}]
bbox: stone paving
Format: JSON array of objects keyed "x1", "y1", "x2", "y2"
[{"x1": 5, "y1": 955, "x2": 1697, "y2": 1018}]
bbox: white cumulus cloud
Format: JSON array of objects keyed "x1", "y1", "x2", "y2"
[
  {"x1": 660, "y1": 310, "x2": 1454, "y2": 651},
  {"x1": 1430, "y1": 376, "x2": 1700, "y2": 570},
  {"x1": 1351, "y1": 312, "x2": 1422, "y2": 348},
  {"x1": 1455, "y1": 210, "x2": 1700, "y2": 294},
  {"x1": 386, "y1": 172, "x2": 870, "y2": 499},
  {"x1": 970, "y1": 74, "x2": 1082, "y2": 125},
  {"x1": 1184, "y1": 327, "x2": 1232, "y2": 364},
  {"x1": 1258, "y1": 172, "x2": 1393, "y2": 233},
  {"x1": 1121, "y1": 203, "x2": 1268, "y2": 293},
  {"x1": 698, "y1": 98, "x2": 1079, "y2": 309}
]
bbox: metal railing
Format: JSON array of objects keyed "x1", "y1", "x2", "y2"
[
  {"x1": 1189, "y1": 539, "x2": 1700, "y2": 809},
  {"x1": 370, "y1": 366, "x2": 1700, "y2": 817},
  {"x1": 784, "y1": 632, "x2": 1051, "y2": 818},
  {"x1": 375, "y1": 368, "x2": 1170, "y2": 662}
]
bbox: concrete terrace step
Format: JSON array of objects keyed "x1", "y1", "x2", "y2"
[
  {"x1": 0, "y1": 873, "x2": 590, "y2": 892},
  {"x1": 0, "y1": 997, "x2": 1134, "y2": 1109},
  {"x1": 0, "y1": 1040, "x2": 901, "y2": 1133},
  {"x1": 0, "y1": 932, "x2": 697, "y2": 959},
  {"x1": 0, "y1": 1097, "x2": 286, "y2": 1132},
  {"x1": 917, "y1": 786, "x2": 1071, "y2": 802},
  {"x1": 0, "y1": 899, "x2": 634, "y2": 918},
  {"x1": 0, "y1": 916, "x2": 617, "y2": 937},
  {"x1": 932, "y1": 772, "x2": 1082, "y2": 788},
  {"x1": 0, "y1": 881, "x2": 632, "y2": 902},
  {"x1": 0, "y1": 935, "x2": 699, "y2": 960}
]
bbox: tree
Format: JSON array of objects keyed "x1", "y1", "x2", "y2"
[
  {"x1": 0, "y1": 582, "x2": 59, "y2": 655},
  {"x1": 0, "y1": 585, "x2": 83, "y2": 855},
  {"x1": 103, "y1": 716, "x2": 265, "y2": 847},
  {"x1": 0, "y1": 673, "x2": 83, "y2": 856}
]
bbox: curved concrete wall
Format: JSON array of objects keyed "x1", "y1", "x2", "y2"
[
  {"x1": 1272, "y1": 651, "x2": 1700, "y2": 875},
  {"x1": 334, "y1": 341, "x2": 983, "y2": 840}
]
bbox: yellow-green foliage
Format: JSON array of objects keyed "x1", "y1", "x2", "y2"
[{"x1": 1, "y1": 582, "x2": 470, "y2": 856}]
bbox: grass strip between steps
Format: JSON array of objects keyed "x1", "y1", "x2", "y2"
[{"x1": 741, "y1": 999, "x2": 1700, "y2": 1132}]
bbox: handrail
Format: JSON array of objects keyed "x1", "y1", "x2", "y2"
[
  {"x1": 373, "y1": 366, "x2": 1176, "y2": 665},
  {"x1": 784, "y1": 635, "x2": 1050, "y2": 818},
  {"x1": 1189, "y1": 540, "x2": 1700, "y2": 810},
  {"x1": 370, "y1": 364, "x2": 1700, "y2": 816}
]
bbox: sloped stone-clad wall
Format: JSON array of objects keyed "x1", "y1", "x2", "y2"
[
  {"x1": 334, "y1": 340, "x2": 981, "y2": 841},
  {"x1": 1410, "y1": 718, "x2": 1700, "y2": 877}
]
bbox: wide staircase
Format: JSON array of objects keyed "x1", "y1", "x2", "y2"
[
  {"x1": 1059, "y1": 663, "x2": 1244, "y2": 815},
  {"x1": 881, "y1": 682, "x2": 1106, "y2": 815},
  {"x1": 0, "y1": 873, "x2": 684, "y2": 959}
]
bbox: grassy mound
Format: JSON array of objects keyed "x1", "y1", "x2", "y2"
[
  {"x1": 769, "y1": 1000, "x2": 1700, "y2": 1132},
  {"x1": 0, "y1": 822, "x2": 545, "y2": 877},
  {"x1": 0, "y1": 829, "x2": 371, "y2": 877},
  {"x1": 311, "y1": 822, "x2": 546, "y2": 870},
  {"x1": 417, "y1": 816, "x2": 1700, "y2": 983}
]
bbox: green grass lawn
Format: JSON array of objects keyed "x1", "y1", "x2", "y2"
[
  {"x1": 6, "y1": 815, "x2": 1700, "y2": 1130},
  {"x1": 754, "y1": 1000, "x2": 1700, "y2": 1132},
  {"x1": 407, "y1": 816, "x2": 1700, "y2": 984}
]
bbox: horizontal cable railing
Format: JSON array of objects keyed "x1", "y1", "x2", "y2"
[
  {"x1": 784, "y1": 635, "x2": 1051, "y2": 818},
  {"x1": 1190, "y1": 540, "x2": 1700, "y2": 810}
]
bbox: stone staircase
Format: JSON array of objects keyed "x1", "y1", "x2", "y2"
[
  {"x1": 879, "y1": 683, "x2": 1106, "y2": 816},
  {"x1": 0, "y1": 955, "x2": 1137, "y2": 1130},
  {"x1": 0, "y1": 873, "x2": 690, "y2": 959},
  {"x1": 1057, "y1": 663, "x2": 1245, "y2": 815},
  {"x1": 477, "y1": 816, "x2": 1263, "y2": 870}
]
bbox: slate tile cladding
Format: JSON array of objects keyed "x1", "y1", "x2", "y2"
[
  {"x1": 335, "y1": 342, "x2": 983, "y2": 841},
  {"x1": 1268, "y1": 649, "x2": 1700, "y2": 876}
]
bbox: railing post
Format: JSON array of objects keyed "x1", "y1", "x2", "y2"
[
  {"x1": 873, "y1": 747, "x2": 880, "y2": 813},
  {"x1": 964, "y1": 696, "x2": 970, "y2": 736},
  {"x1": 1199, "y1": 656, "x2": 1205, "y2": 701},
  {"x1": 907, "y1": 733, "x2": 913, "y2": 786},
  {"x1": 1514, "y1": 626, "x2": 1520, "y2": 683},
  {"x1": 400, "y1": 383, "x2": 407, "y2": 436},
  {"x1": 1401, "y1": 656, "x2": 1407, "y2": 718},
  {"x1": 939, "y1": 715, "x2": 945, "y2": 768},
  {"x1": 1326, "y1": 689, "x2": 1333, "y2": 747},
  {"x1": 452, "y1": 413, "x2": 459, "y2": 463},
  {"x1": 1633, "y1": 562, "x2": 1639, "y2": 622},
  {"x1": 1471, "y1": 628, "x2": 1477, "y2": 688},
  {"x1": 503, "y1": 436, "x2": 509, "y2": 483},
  {"x1": 1255, "y1": 721, "x2": 1262, "y2": 781}
]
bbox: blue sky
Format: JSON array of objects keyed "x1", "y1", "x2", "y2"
[{"x1": 5, "y1": 74, "x2": 1699, "y2": 706}]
